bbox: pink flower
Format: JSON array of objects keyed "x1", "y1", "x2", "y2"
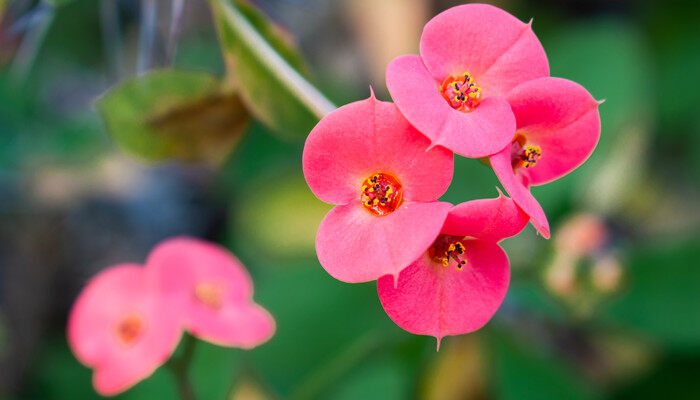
[
  {"x1": 67, "y1": 265, "x2": 181, "y2": 396},
  {"x1": 488, "y1": 78, "x2": 602, "y2": 238},
  {"x1": 386, "y1": 4, "x2": 549, "y2": 158},
  {"x1": 377, "y1": 191, "x2": 529, "y2": 346},
  {"x1": 147, "y1": 237, "x2": 275, "y2": 348},
  {"x1": 303, "y1": 91, "x2": 454, "y2": 283}
]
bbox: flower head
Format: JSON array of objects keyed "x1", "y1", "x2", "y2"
[
  {"x1": 147, "y1": 237, "x2": 275, "y2": 348},
  {"x1": 67, "y1": 265, "x2": 181, "y2": 396},
  {"x1": 488, "y1": 78, "x2": 602, "y2": 238},
  {"x1": 377, "y1": 191, "x2": 529, "y2": 346},
  {"x1": 386, "y1": 4, "x2": 549, "y2": 157},
  {"x1": 303, "y1": 91, "x2": 454, "y2": 283}
]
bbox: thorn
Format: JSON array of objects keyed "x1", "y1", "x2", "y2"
[
  {"x1": 596, "y1": 99, "x2": 606, "y2": 105},
  {"x1": 368, "y1": 85, "x2": 376, "y2": 100},
  {"x1": 393, "y1": 273, "x2": 399, "y2": 289},
  {"x1": 436, "y1": 336, "x2": 442, "y2": 351}
]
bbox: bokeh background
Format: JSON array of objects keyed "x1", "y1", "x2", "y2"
[{"x1": 1, "y1": 0, "x2": 699, "y2": 399}]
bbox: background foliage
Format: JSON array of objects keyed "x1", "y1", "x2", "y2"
[{"x1": 0, "y1": 0, "x2": 699, "y2": 399}]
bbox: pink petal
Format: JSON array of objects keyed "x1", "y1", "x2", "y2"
[
  {"x1": 146, "y1": 237, "x2": 254, "y2": 312},
  {"x1": 489, "y1": 146, "x2": 550, "y2": 238},
  {"x1": 441, "y1": 189, "x2": 529, "y2": 242},
  {"x1": 419, "y1": 4, "x2": 548, "y2": 97},
  {"x1": 303, "y1": 93, "x2": 453, "y2": 204},
  {"x1": 316, "y1": 200, "x2": 452, "y2": 283},
  {"x1": 187, "y1": 303, "x2": 276, "y2": 348},
  {"x1": 507, "y1": 77, "x2": 601, "y2": 185},
  {"x1": 146, "y1": 237, "x2": 275, "y2": 348},
  {"x1": 67, "y1": 265, "x2": 181, "y2": 396},
  {"x1": 386, "y1": 55, "x2": 515, "y2": 158},
  {"x1": 377, "y1": 239, "x2": 509, "y2": 341}
]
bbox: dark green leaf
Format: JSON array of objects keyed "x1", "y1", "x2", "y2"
[
  {"x1": 209, "y1": 0, "x2": 335, "y2": 139},
  {"x1": 96, "y1": 69, "x2": 249, "y2": 165}
]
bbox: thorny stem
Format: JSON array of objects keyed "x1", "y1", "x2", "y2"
[{"x1": 168, "y1": 334, "x2": 198, "y2": 400}]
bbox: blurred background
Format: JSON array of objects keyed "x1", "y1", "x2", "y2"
[{"x1": 1, "y1": 0, "x2": 699, "y2": 399}]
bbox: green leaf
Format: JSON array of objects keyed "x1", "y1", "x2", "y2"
[
  {"x1": 209, "y1": 0, "x2": 335, "y2": 139},
  {"x1": 602, "y1": 238, "x2": 700, "y2": 350},
  {"x1": 490, "y1": 330, "x2": 599, "y2": 400},
  {"x1": 96, "y1": 69, "x2": 249, "y2": 165},
  {"x1": 45, "y1": 0, "x2": 76, "y2": 7}
]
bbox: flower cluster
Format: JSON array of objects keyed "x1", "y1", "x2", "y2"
[
  {"x1": 303, "y1": 4, "x2": 600, "y2": 345},
  {"x1": 67, "y1": 237, "x2": 275, "y2": 396}
]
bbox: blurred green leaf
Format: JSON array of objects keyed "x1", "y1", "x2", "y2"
[
  {"x1": 611, "y1": 356, "x2": 700, "y2": 400},
  {"x1": 235, "y1": 173, "x2": 332, "y2": 260},
  {"x1": 96, "y1": 69, "x2": 249, "y2": 165},
  {"x1": 547, "y1": 19, "x2": 653, "y2": 139},
  {"x1": 324, "y1": 356, "x2": 411, "y2": 400},
  {"x1": 246, "y1": 262, "x2": 398, "y2": 396},
  {"x1": 209, "y1": 0, "x2": 335, "y2": 139},
  {"x1": 234, "y1": 0, "x2": 308, "y2": 74},
  {"x1": 46, "y1": 0, "x2": 76, "y2": 7},
  {"x1": 189, "y1": 339, "x2": 241, "y2": 400},
  {"x1": 490, "y1": 330, "x2": 599, "y2": 400},
  {"x1": 27, "y1": 335, "x2": 176, "y2": 399},
  {"x1": 602, "y1": 238, "x2": 700, "y2": 350}
]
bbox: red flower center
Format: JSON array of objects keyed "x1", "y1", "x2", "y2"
[
  {"x1": 439, "y1": 72, "x2": 482, "y2": 112},
  {"x1": 194, "y1": 282, "x2": 224, "y2": 310},
  {"x1": 360, "y1": 173, "x2": 403, "y2": 216},
  {"x1": 428, "y1": 234, "x2": 468, "y2": 269},
  {"x1": 510, "y1": 135, "x2": 542, "y2": 169},
  {"x1": 116, "y1": 314, "x2": 143, "y2": 345}
]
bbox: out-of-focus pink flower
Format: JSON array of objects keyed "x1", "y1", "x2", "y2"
[
  {"x1": 489, "y1": 78, "x2": 601, "y2": 238},
  {"x1": 386, "y1": 4, "x2": 548, "y2": 158},
  {"x1": 303, "y1": 91, "x2": 454, "y2": 283},
  {"x1": 377, "y1": 191, "x2": 528, "y2": 346},
  {"x1": 67, "y1": 265, "x2": 181, "y2": 396},
  {"x1": 147, "y1": 237, "x2": 275, "y2": 348}
]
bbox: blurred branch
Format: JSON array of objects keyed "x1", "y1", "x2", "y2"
[
  {"x1": 209, "y1": 0, "x2": 336, "y2": 119},
  {"x1": 137, "y1": 0, "x2": 157, "y2": 74},
  {"x1": 165, "y1": 0, "x2": 186, "y2": 66},
  {"x1": 8, "y1": 0, "x2": 54, "y2": 83},
  {"x1": 100, "y1": 0, "x2": 125, "y2": 81}
]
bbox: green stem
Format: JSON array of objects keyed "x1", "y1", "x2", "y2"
[
  {"x1": 169, "y1": 334, "x2": 198, "y2": 400},
  {"x1": 209, "y1": 0, "x2": 336, "y2": 119}
]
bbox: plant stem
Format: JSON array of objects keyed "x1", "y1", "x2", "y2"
[
  {"x1": 9, "y1": 1, "x2": 54, "y2": 84},
  {"x1": 165, "y1": 0, "x2": 186, "y2": 66},
  {"x1": 100, "y1": 0, "x2": 125, "y2": 81},
  {"x1": 209, "y1": 0, "x2": 336, "y2": 118},
  {"x1": 137, "y1": 0, "x2": 157, "y2": 74},
  {"x1": 169, "y1": 334, "x2": 198, "y2": 400}
]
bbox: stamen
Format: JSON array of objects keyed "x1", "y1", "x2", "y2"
[
  {"x1": 428, "y1": 235, "x2": 468, "y2": 270},
  {"x1": 510, "y1": 137, "x2": 542, "y2": 169},
  {"x1": 194, "y1": 282, "x2": 224, "y2": 310},
  {"x1": 360, "y1": 172, "x2": 403, "y2": 216},
  {"x1": 440, "y1": 72, "x2": 482, "y2": 112},
  {"x1": 521, "y1": 145, "x2": 541, "y2": 168},
  {"x1": 116, "y1": 314, "x2": 143, "y2": 345}
]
